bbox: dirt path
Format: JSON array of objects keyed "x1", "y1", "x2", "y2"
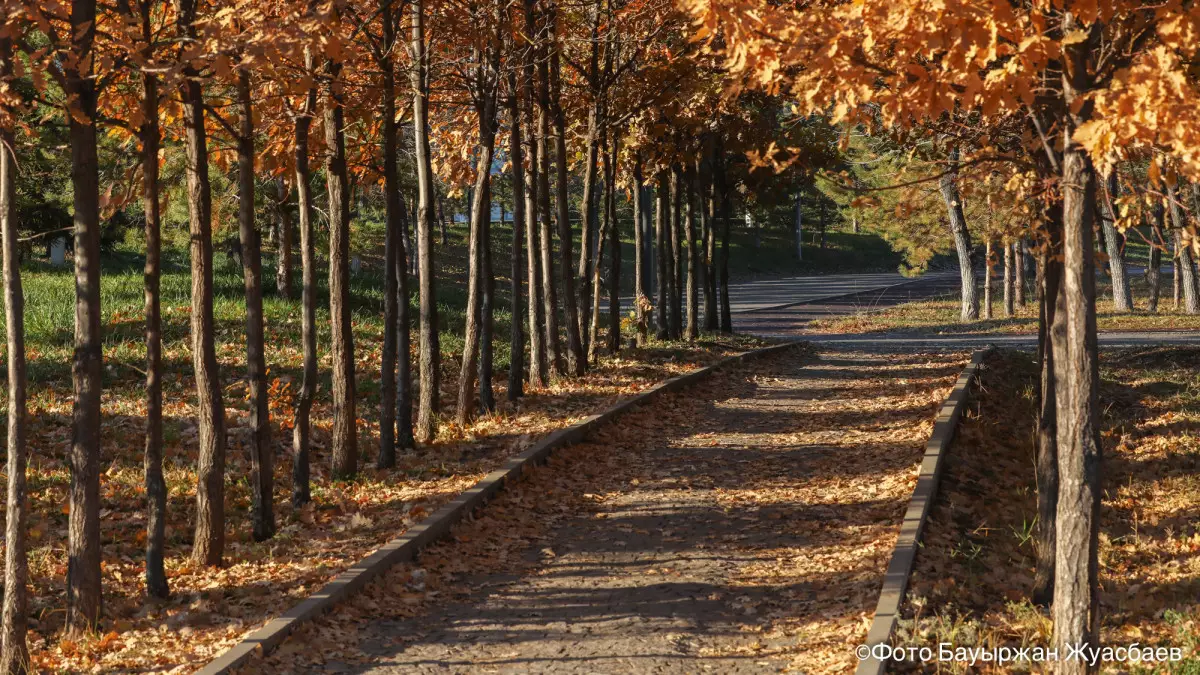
[{"x1": 262, "y1": 347, "x2": 969, "y2": 674}]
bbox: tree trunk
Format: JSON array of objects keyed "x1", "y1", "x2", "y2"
[
  {"x1": 1003, "y1": 238, "x2": 1015, "y2": 318},
  {"x1": 379, "y1": 9, "x2": 405, "y2": 467},
  {"x1": 704, "y1": 156, "x2": 718, "y2": 331},
  {"x1": 535, "y1": 63, "x2": 561, "y2": 376},
  {"x1": 0, "y1": 36, "x2": 31, "y2": 668},
  {"x1": 1148, "y1": 201, "x2": 1164, "y2": 312},
  {"x1": 1053, "y1": 56, "x2": 1103, "y2": 668},
  {"x1": 291, "y1": 69, "x2": 317, "y2": 505},
  {"x1": 670, "y1": 167, "x2": 683, "y2": 339},
  {"x1": 794, "y1": 191, "x2": 803, "y2": 262},
  {"x1": 274, "y1": 178, "x2": 294, "y2": 299},
  {"x1": 508, "y1": 73, "x2": 527, "y2": 400},
  {"x1": 577, "y1": 102, "x2": 601, "y2": 354},
  {"x1": 655, "y1": 171, "x2": 670, "y2": 339},
  {"x1": 983, "y1": 239, "x2": 993, "y2": 320},
  {"x1": 685, "y1": 165, "x2": 699, "y2": 341},
  {"x1": 1014, "y1": 239, "x2": 1027, "y2": 310},
  {"x1": 633, "y1": 154, "x2": 648, "y2": 346},
  {"x1": 457, "y1": 56, "x2": 499, "y2": 424},
  {"x1": 606, "y1": 134, "x2": 621, "y2": 354},
  {"x1": 133, "y1": 14, "x2": 169, "y2": 599},
  {"x1": 549, "y1": 25, "x2": 585, "y2": 375},
  {"x1": 325, "y1": 57, "x2": 358, "y2": 478},
  {"x1": 412, "y1": 0, "x2": 441, "y2": 441},
  {"x1": 180, "y1": 1, "x2": 225, "y2": 568},
  {"x1": 1100, "y1": 173, "x2": 1131, "y2": 312},
  {"x1": 395, "y1": 190, "x2": 415, "y2": 452},
  {"x1": 586, "y1": 147, "x2": 610, "y2": 364},
  {"x1": 65, "y1": 0, "x2": 104, "y2": 630},
  {"x1": 939, "y1": 152, "x2": 979, "y2": 321},
  {"x1": 715, "y1": 143, "x2": 733, "y2": 332},
  {"x1": 1033, "y1": 211, "x2": 1062, "y2": 607},
  {"x1": 520, "y1": 6, "x2": 547, "y2": 386},
  {"x1": 1167, "y1": 184, "x2": 1200, "y2": 313},
  {"x1": 236, "y1": 70, "x2": 274, "y2": 541}
]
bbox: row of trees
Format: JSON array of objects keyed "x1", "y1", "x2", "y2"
[
  {"x1": 0, "y1": 0, "x2": 839, "y2": 668},
  {"x1": 691, "y1": 0, "x2": 1200, "y2": 671}
]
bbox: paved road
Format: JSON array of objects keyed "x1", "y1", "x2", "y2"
[{"x1": 622, "y1": 271, "x2": 960, "y2": 315}]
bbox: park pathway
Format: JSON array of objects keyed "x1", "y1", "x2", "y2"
[{"x1": 269, "y1": 347, "x2": 969, "y2": 674}]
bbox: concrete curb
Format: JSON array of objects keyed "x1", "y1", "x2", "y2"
[
  {"x1": 854, "y1": 347, "x2": 993, "y2": 675},
  {"x1": 198, "y1": 340, "x2": 803, "y2": 675}
]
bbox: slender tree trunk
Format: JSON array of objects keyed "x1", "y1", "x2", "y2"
[
  {"x1": 1100, "y1": 173, "x2": 1131, "y2": 311},
  {"x1": 508, "y1": 74, "x2": 527, "y2": 400},
  {"x1": 655, "y1": 171, "x2": 670, "y2": 339},
  {"x1": 606, "y1": 134, "x2": 621, "y2": 353},
  {"x1": 670, "y1": 167, "x2": 683, "y2": 339},
  {"x1": 1014, "y1": 239, "x2": 1027, "y2": 310},
  {"x1": 0, "y1": 36, "x2": 31, "y2": 669},
  {"x1": 457, "y1": 61, "x2": 498, "y2": 424},
  {"x1": 685, "y1": 165, "x2": 698, "y2": 340},
  {"x1": 1003, "y1": 239, "x2": 1015, "y2": 318},
  {"x1": 64, "y1": 0, "x2": 104, "y2": 629},
  {"x1": 715, "y1": 144, "x2": 733, "y2": 332},
  {"x1": 520, "y1": 8, "x2": 546, "y2": 386},
  {"x1": 940, "y1": 153, "x2": 979, "y2": 321},
  {"x1": 532, "y1": 11, "x2": 561, "y2": 376},
  {"x1": 586, "y1": 153, "x2": 610, "y2": 363},
  {"x1": 983, "y1": 239, "x2": 994, "y2": 320},
  {"x1": 701, "y1": 159, "x2": 717, "y2": 331},
  {"x1": 549, "y1": 19, "x2": 585, "y2": 375},
  {"x1": 291, "y1": 72, "x2": 317, "y2": 505},
  {"x1": 275, "y1": 178, "x2": 294, "y2": 299},
  {"x1": 1167, "y1": 184, "x2": 1200, "y2": 313},
  {"x1": 379, "y1": 11, "x2": 403, "y2": 467},
  {"x1": 134, "y1": 15, "x2": 169, "y2": 599},
  {"x1": 633, "y1": 154, "x2": 648, "y2": 345},
  {"x1": 412, "y1": 0, "x2": 440, "y2": 441},
  {"x1": 577, "y1": 103, "x2": 601, "y2": 352},
  {"x1": 179, "y1": 3, "x2": 225, "y2": 567},
  {"x1": 794, "y1": 191, "x2": 803, "y2": 262},
  {"x1": 1053, "y1": 54, "x2": 1103, "y2": 669},
  {"x1": 236, "y1": 70, "x2": 273, "y2": 541},
  {"x1": 395, "y1": 190, "x2": 415, "y2": 452},
  {"x1": 324, "y1": 57, "x2": 357, "y2": 478},
  {"x1": 1033, "y1": 214, "x2": 1062, "y2": 606},
  {"x1": 1148, "y1": 201, "x2": 1164, "y2": 312}
]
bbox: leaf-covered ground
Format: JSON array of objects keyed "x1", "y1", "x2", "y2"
[
  {"x1": 8, "y1": 321, "x2": 770, "y2": 672},
  {"x1": 245, "y1": 346, "x2": 969, "y2": 674},
  {"x1": 895, "y1": 348, "x2": 1200, "y2": 673}
]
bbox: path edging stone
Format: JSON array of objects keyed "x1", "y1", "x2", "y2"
[
  {"x1": 854, "y1": 347, "x2": 993, "y2": 675},
  {"x1": 197, "y1": 340, "x2": 802, "y2": 675}
]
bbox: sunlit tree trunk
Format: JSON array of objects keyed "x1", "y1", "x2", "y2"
[
  {"x1": 632, "y1": 154, "x2": 649, "y2": 345},
  {"x1": 520, "y1": 5, "x2": 547, "y2": 386},
  {"x1": 0, "y1": 35, "x2": 31, "y2": 670},
  {"x1": 940, "y1": 149, "x2": 979, "y2": 321},
  {"x1": 412, "y1": 0, "x2": 441, "y2": 441},
  {"x1": 1147, "y1": 201, "x2": 1164, "y2": 312},
  {"x1": 983, "y1": 239, "x2": 993, "y2": 320},
  {"x1": 716, "y1": 142, "x2": 733, "y2": 332},
  {"x1": 179, "y1": 0, "x2": 225, "y2": 569},
  {"x1": 1014, "y1": 239, "x2": 1027, "y2": 310},
  {"x1": 291, "y1": 69, "x2": 318, "y2": 505},
  {"x1": 1100, "y1": 173, "x2": 1130, "y2": 312},
  {"x1": 533, "y1": 7, "x2": 562, "y2": 377},
  {"x1": 1003, "y1": 238, "x2": 1015, "y2": 318},
  {"x1": 684, "y1": 165, "x2": 698, "y2": 341},
  {"x1": 1052, "y1": 48, "x2": 1103, "y2": 669},
  {"x1": 324, "y1": 55, "x2": 357, "y2": 478},
  {"x1": 131, "y1": 2, "x2": 169, "y2": 598},
  {"x1": 236, "y1": 69, "x2": 273, "y2": 541},
  {"x1": 669, "y1": 166, "x2": 683, "y2": 339},
  {"x1": 1166, "y1": 183, "x2": 1199, "y2": 314}
]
